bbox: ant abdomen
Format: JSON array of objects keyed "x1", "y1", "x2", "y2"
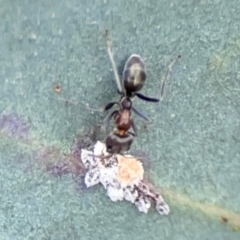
[{"x1": 106, "y1": 131, "x2": 134, "y2": 154}]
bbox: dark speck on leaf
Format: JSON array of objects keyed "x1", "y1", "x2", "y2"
[{"x1": 221, "y1": 216, "x2": 228, "y2": 223}]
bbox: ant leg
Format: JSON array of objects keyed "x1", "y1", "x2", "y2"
[
  {"x1": 131, "y1": 119, "x2": 138, "y2": 137},
  {"x1": 160, "y1": 55, "x2": 181, "y2": 101},
  {"x1": 135, "y1": 93, "x2": 159, "y2": 102},
  {"x1": 58, "y1": 97, "x2": 104, "y2": 112},
  {"x1": 84, "y1": 103, "x2": 105, "y2": 112},
  {"x1": 104, "y1": 101, "x2": 120, "y2": 111},
  {"x1": 105, "y1": 30, "x2": 123, "y2": 94},
  {"x1": 87, "y1": 153, "x2": 113, "y2": 165},
  {"x1": 132, "y1": 106, "x2": 151, "y2": 123},
  {"x1": 102, "y1": 110, "x2": 118, "y2": 132},
  {"x1": 135, "y1": 55, "x2": 181, "y2": 102}
]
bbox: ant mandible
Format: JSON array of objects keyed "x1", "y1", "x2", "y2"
[{"x1": 103, "y1": 30, "x2": 181, "y2": 154}]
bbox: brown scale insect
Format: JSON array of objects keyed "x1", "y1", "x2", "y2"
[{"x1": 53, "y1": 83, "x2": 62, "y2": 93}]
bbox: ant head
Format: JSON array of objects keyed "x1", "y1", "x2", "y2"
[
  {"x1": 123, "y1": 55, "x2": 146, "y2": 95},
  {"x1": 120, "y1": 97, "x2": 132, "y2": 110},
  {"x1": 123, "y1": 68, "x2": 146, "y2": 94}
]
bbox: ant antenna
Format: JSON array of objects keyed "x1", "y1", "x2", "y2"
[
  {"x1": 160, "y1": 55, "x2": 181, "y2": 101},
  {"x1": 105, "y1": 30, "x2": 123, "y2": 94}
]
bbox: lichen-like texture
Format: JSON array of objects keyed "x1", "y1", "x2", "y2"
[
  {"x1": 82, "y1": 141, "x2": 169, "y2": 215},
  {"x1": 1, "y1": 0, "x2": 240, "y2": 239}
]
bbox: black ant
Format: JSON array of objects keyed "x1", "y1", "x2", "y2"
[{"x1": 103, "y1": 30, "x2": 181, "y2": 154}]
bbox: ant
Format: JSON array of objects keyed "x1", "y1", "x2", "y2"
[{"x1": 103, "y1": 30, "x2": 181, "y2": 154}]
